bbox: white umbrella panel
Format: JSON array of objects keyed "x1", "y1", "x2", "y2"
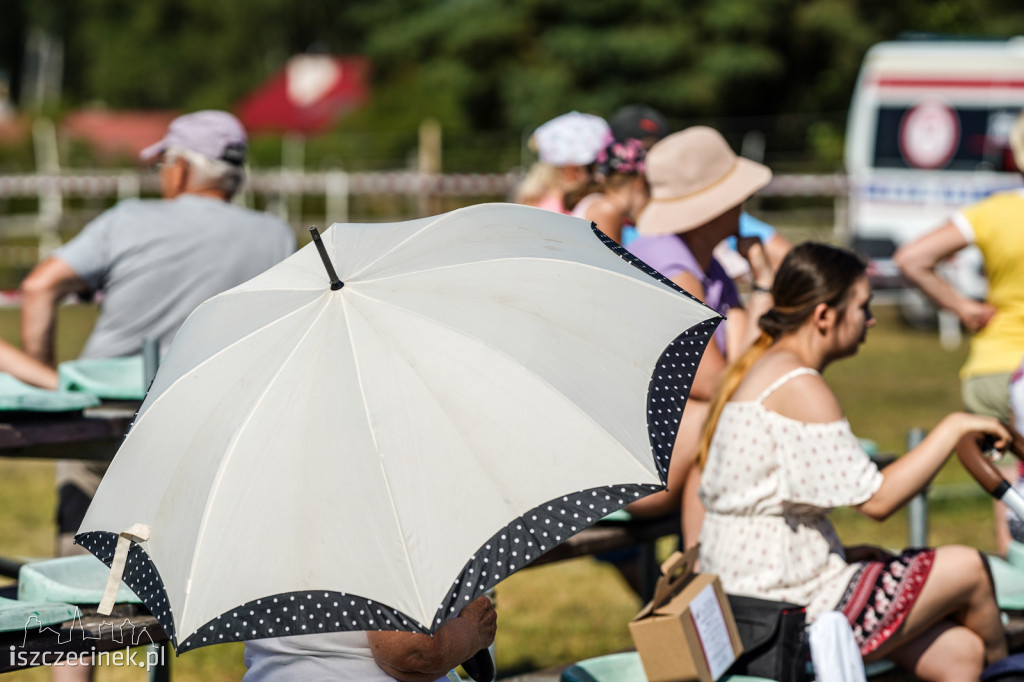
[{"x1": 75, "y1": 203, "x2": 721, "y2": 652}]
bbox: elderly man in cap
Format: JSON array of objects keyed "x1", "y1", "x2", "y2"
[{"x1": 20, "y1": 110, "x2": 294, "y2": 678}]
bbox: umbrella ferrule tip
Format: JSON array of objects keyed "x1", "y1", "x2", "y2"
[{"x1": 331, "y1": 281, "x2": 344, "y2": 290}]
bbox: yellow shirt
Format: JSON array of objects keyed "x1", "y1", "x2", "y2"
[{"x1": 955, "y1": 190, "x2": 1024, "y2": 379}]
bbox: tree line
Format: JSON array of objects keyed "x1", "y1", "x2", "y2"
[{"x1": 2, "y1": 0, "x2": 1024, "y2": 171}]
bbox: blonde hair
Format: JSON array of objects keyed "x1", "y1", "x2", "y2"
[
  {"x1": 1011, "y1": 110, "x2": 1024, "y2": 173},
  {"x1": 695, "y1": 243, "x2": 868, "y2": 469},
  {"x1": 696, "y1": 332, "x2": 773, "y2": 468},
  {"x1": 514, "y1": 162, "x2": 560, "y2": 205}
]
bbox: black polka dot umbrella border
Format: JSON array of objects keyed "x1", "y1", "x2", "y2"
[
  {"x1": 78, "y1": 481, "x2": 660, "y2": 652},
  {"x1": 590, "y1": 224, "x2": 721, "y2": 482},
  {"x1": 75, "y1": 223, "x2": 720, "y2": 653}
]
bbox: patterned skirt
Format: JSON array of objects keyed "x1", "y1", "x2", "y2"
[{"x1": 835, "y1": 548, "x2": 935, "y2": 656}]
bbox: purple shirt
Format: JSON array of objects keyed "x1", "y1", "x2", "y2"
[{"x1": 627, "y1": 233, "x2": 738, "y2": 353}]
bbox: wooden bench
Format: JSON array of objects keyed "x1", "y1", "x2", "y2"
[
  {"x1": 522, "y1": 512, "x2": 679, "y2": 602},
  {"x1": 0, "y1": 594, "x2": 167, "y2": 675},
  {"x1": 0, "y1": 403, "x2": 136, "y2": 462}
]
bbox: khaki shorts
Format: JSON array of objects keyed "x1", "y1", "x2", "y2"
[{"x1": 962, "y1": 372, "x2": 1013, "y2": 423}]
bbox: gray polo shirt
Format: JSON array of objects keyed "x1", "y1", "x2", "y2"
[{"x1": 56, "y1": 195, "x2": 295, "y2": 359}]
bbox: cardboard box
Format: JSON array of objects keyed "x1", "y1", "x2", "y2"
[{"x1": 629, "y1": 547, "x2": 743, "y2": 682}]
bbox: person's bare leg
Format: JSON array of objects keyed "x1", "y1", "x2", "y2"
[
  {"x1": 626, "y1": 400, "x2": 708, "y2": 517},
  {"x1": 995, "y1": 498, "x2": 1012, "y2": 557},
  {"x1": 52, "y1": 531, "x2": 95, "y2": 682},
  {"x1": 995, "y1": 461, "x2": 1018, "y2": 557},
  {"x1": 52, "y1": 663, "x2": 93, "y2": 682},
  {"x1": 881, "y1": 619, "x2": 984, "y2": 682},
  {"x1": 681, "y1": 466, "x2": 704, "y2": 550},
  {"x1": 873, "y1": 545, "x2": 1005, "y2": 665}
]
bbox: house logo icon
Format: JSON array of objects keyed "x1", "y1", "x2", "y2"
[
  {"x1": 20, "y1": 611, "x2": 155, "y2": 647},
  {"x1": 9, "y1": 611, "x2": 162, "y2": 670}
]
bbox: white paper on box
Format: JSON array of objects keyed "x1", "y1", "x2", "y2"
[{"x1": 689, "y1": 583, "x2": 736, "y2": 680}]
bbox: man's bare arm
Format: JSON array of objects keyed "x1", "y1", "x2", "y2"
[{"x1": 20, "y1": 258, "x2": 88, "y2": 366}]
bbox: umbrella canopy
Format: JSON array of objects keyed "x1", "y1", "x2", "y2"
[{"x1": 76, "y1": 203, "x2": 720, "y2": 652}]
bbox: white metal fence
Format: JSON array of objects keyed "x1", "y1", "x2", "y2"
[{"x1": 0, "y1": 169, "x2": 845, "y2": 269}]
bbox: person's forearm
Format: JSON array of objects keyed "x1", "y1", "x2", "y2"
[
  {"x1": 899, "y1": 258, "x2": 971, "y2": 318},
  {"x1": 373, "y1": 661, "x2": 449, "y2": 682},
  {"x1": 857, "y1": 414, "x2": 974, "y2": 520},
  {"x1": 20, "y1": 286, "x2": 60, "y2": 366},
  {"x1": 723, "y1": 293, "x2": 771, "y2": 369},
  {"x1": 371, "y1": 618, "x2": 488, "y2": 681},
  {"x1": 741, "y1": 289, "x2": 773, "y2": 347},
  {"x1": 732, "y1": 238, "x2": 775, "y2": 353},
  {"x1": 691, "y1": 346, "x2": 726, "y2": 401},
  {"x1": 0, "y1": 341, "x2": 58, "y2": 389}
]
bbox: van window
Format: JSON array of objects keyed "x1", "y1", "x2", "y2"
[{"x1": 872, "y1": 105, "x2": 1019, "y2": 172}]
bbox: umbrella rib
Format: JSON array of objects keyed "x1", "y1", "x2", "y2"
[
  {"x1": 178, "y1": 296, "x2": 335, "y2": 628},
  {"x1": 130, "y1": 294, "x2": 325, "y2": 431},
  {"x1": 346, "y1": 287, "x2": 669, "y2": 483},
  {"x1": 337, "y1": 213, "x2": 445, "y2": 282},
  {"x1": 339, "y1": 298, "x2": 431, "y2": 624}
]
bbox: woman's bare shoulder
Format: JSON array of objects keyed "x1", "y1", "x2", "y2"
[
  {"x1": 731, "y1": 351, "x2": 803, "y2": 400},
  {"x1": 732, "y1": 352, "x2": 843, "y2": 423}
]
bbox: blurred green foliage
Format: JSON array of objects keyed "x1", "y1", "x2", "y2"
[{"x1": 2, "y1": 0, "x2": 1024, "y2": 171}]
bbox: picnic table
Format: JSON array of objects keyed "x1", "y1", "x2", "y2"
[
  {"x1": 0, "y1": 591, "x2": 168, "y2": 676},
  {"x1": 0, "y1": 392, "x2": 169, "y2": 678},
  {"x1": 0, "y1": 402, "x2": 136, "y2": 462}
]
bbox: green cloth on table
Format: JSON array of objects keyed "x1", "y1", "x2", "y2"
[
  {"x1": 58, "y1": 356, "x2": 147, "y2": 400},
  {"x1": 18, "y1": 555, "x2": 141, "y2": 605},
  {"x1": 989, "y1": 553, "x2": 1024, "y2": 611},
  {"x1": 0, "y1": 595, "x2": 79, "y2": 633},
  {"x1": 0, "y1": 374, "x2": 99, "y2": 412},
  {"x1": 1008, "y1": 540, "x2": 1024, "y2": 570},
  {"x1": 600, "y1": 509, "x2": 633, "y2": 523},
  {"x1": 561, "y1": 651, "x2": 771, "y2": 681}
]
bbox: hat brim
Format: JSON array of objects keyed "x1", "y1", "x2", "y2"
[
  {"x1": 139, "y1": 139, "x2": 168, "y2": 162},
  {"x1": 635, "y1": 158, "x2": 772, "y2": 235}
]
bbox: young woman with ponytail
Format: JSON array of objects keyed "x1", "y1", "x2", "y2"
[{"x1": 697, "y1": 242, "x2": 1012, "y2": 680}]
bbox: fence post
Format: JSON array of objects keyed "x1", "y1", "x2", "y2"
[
  {"x1": 325, "y1": 170, "x2": 349, "y2": 225},
  {"x1": 907, "y1": 428, "x2": 928, "y2": 547},
  {"x1": 117, "y1": 171, "x2": 140, "y2": 201},
  {"x1": 418, "y1": 118, "x2": 442, "y2": 217},
  {"x1": 32, "y1": 118, "x2": 62, "y2": 259}
]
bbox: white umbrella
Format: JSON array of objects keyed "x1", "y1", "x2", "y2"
[{"x1": 76, "y1": 203, "x2": 720, "y2": 652}]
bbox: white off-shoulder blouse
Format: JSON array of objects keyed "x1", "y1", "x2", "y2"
[{"x1": 698, "y1": 367, "x2": 884, "y2": 621}]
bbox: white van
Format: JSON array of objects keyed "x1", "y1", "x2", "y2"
[{"x1": 844, "y1": 37, "x2": 1024, "y2": 325}]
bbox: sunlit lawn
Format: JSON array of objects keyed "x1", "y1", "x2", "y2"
[{"x1": 0, "y1": 296, "x2": 1000, "y2": 680}]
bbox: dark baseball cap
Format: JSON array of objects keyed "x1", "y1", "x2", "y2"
[{"x1": 609, "y1": 105, "x2": 669, "y2": 142}]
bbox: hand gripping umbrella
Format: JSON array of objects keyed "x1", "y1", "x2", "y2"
[
  {"x1": 957, "y1": 425, "x2": 1024, "y2": 519},
  {"x1": 76, "y1": 203, "x2": 720, "y2": 653}
]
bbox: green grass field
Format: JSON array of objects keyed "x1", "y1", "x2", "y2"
[{"x1": 0, "y1": 300, "x2": 999, "y2": 680}]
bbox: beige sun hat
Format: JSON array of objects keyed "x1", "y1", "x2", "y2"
[{"x1": 636, "y1": 126, "x2": 772, "y2": 235}]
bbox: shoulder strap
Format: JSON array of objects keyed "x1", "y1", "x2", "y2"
[{"x1": 755, "y1": 367, "x2": 820, "y2": 404}]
